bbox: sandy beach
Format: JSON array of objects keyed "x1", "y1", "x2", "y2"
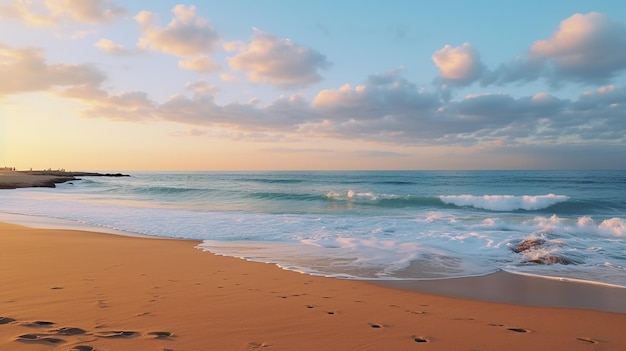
[{"x1": 0, "y1": 221, "x2": 625, "y2": 351}]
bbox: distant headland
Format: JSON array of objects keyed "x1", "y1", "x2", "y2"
[{"x1": 0, "y1": 168, "x2": 129, "y2": 189}]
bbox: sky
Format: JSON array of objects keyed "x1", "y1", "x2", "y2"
[{"x1": 1, "y1": 0, "x2": 625, "y2": 171}]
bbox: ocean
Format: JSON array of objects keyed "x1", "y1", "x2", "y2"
[{"x1": 1, "y1": 170, "x2": 625, "y2": 287}]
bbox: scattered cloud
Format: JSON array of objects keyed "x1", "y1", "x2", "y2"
[
  {"x1": 0, "y1": 0, "x2": 126, "y2": 26},
  {"x1": 432, "y1": 42, "x2": 484, "y2": 86},
  {"x1": 178, "y1": 56, "x2": 220, "y2": 73},
  {"x1": 170, "y1": 128, "x2": 208, "y2": 137},
  {"x1": 352, "y1": 150, "x2": 409, "y2": 158},
  {"x1": 227, "y1": 29, "x2": 331, "y2": 88},
  {"x1": 185, "y1": 80, "x2": 218, "y2": 94},
  {"x1": 2, "y1": 8, "x2": 625, "y2": 166},
  {"x1": 261, "y1": 147, "x2": 333, "y2": 153},
  {"x1": 135, "y1": 4, "x2": 219, "y2": 57},
  {"x1": 0, "y1": 43, "x2": 104, "y2": 96},
  {"x1": 94, "y1": 38, "x2": 130, "y2": 55},
  {"x1": 313, "y1": 70, "x2": 440, "y2": 124},
  {"x1": 483, "y1": 12, "x2": 626, "y2": 87},
  {"x1": 530, "y1": 12, "x2": 626, "y2": 85},
  {"x1": 78, "y1": 91, "x2": 157, "y2": 121},
  {"x1": 220, "y1": 72, "x2": 238, "y2": 82}
]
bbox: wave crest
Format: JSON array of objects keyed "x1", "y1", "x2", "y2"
[{"x1": 439, "y1": 194, "x2": 569, "y2": 211}]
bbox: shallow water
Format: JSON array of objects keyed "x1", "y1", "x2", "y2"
[{"x1": 1, "y1": 170, "x2": 624, "y2": 286}]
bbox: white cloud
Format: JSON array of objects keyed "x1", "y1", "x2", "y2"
[
  {"x1": 0, "y1": 43, "x2": 104, "y2": 96},
  {"x1": 530, "y1": 12, "x2": 626, "y2": 84},
  {"x1": 0, "y1": 0, "x2": 126, "y2": 26},
  {"x1": 77, "y1": 91, "x2": 157, "y2": 121},
  {"x1": 94, "y1": 38, "x2": 129, "y2": 55},
  {"x1": 185, "y1": 80, "x2": 218, "y2": 94},
  {"x1": 178, "y1": 56, "x2": 220, "y2": 73},
  {"x1": 432, "y1": 43, "x2": 484, "y2": 85},
  {"x1": 135, "y1": 5, "x2": 219, "y2": 57},
  {"x1": 485, "y1": 12, "x2": 626, "y2": 87},
  {"x1": 227, "y1": 29, "x2": 331, "y2": 88}
]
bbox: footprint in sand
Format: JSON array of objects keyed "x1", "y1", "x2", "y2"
[
  {"x1": 507, "y1": 327, "x2": 531, "y2": 333},
  {"x1": 54, "y1": 327, "x2": 87, "y2": 336},
  {"x1": 577, "y1": 337, "x2": 598, "y2": 344},
  {"x1": 412, "y1": 335, "x2": 430, "y2": 343},
  {"x1": 147, "y1": 331, "x2": 174, "y2": 339},
  {"x1": 0, "y1": 316, "x2": 16, "y2": 325},
  {"x1": 248, "y1": 341, "x2": 269, "y2": 348},
  {"x1": 15, "y1": 333, "x2": 66, "y2": 345},
  {"x1": 405, "y1": 309, "x2": 426, "y2": 315},
  {"x1": 69, "y1": 346, "x2": 96, "y2": 351},
  {"x1": 93, "y1": 330, "x2": 140, "y2": 338},
  {"x1": 22, "y1": 320, "x2": 55, "y2": 328}
]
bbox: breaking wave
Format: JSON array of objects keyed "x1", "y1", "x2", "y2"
[{"x1": 439, "y1": 194, "x2": 569, "y2": 211}]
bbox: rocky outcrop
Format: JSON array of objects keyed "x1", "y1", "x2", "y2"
[
  {"x1": 511, "y1": 238, "x2": 581, "y2": 265},
  {"x1": 0, "y1": 171, "x2": 129, "y2": 190},
  {"x1": 511, "y1": 238, "x2": 545, "y2": 253}
]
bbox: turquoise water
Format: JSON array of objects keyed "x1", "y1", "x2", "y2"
[{"x1": 1, "y1": 170, "x2": 625, "y2": 286}]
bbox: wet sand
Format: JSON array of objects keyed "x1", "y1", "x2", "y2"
[{"x1": 1, "y1": 221, "x2": 625, "y2": 350}]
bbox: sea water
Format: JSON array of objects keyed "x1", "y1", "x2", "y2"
[{"x1": 0, "y1": 170, "x2": 625, "y2": 286}]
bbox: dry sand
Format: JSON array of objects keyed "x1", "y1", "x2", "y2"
[{"x1": 1, "y1": 222, "x2": 625, "y2": 351}]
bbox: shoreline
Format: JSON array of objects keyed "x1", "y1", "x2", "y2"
[
  {"x1": 2, "y1": 212, "x2": 625, "y2": 314},
  {"x1": 374, "y1": 270, "x2": 626, "y2": 314}
]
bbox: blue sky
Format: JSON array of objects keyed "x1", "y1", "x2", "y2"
[{"x1": 1, "y1": 0, "x2": 625, "y2": 170}]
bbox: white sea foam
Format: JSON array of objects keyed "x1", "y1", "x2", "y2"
[
  {"x1": 439, "y1": 194, "x2": 569, "y2": 211},
  {"x1": 198, "y1": 238, "x2": 496, "y2": 279},
  {"x1": 599, "y1": 218, "x2": 626, "y2": 236}
]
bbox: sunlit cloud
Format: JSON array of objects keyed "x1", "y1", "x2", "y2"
[
  {"x1": 185, "y1": 80, "x2": 218, "y2": 94},
  {"x1": 0, "y1": 0, "x2": 126, "y2": 26},
  {"x1": 170, "y1": 128, "x2": 208, "y2": 137},
  {"x1": 135, "y1": 4, "x2": 219, "y2": 57},
  {"x1": 484, "y1": 12, "x2": 626, "y2": 87},
  {"x1": 94, "y1": 38, "x2": 130, "y2": 55},
  {"x1": 0, "y1": 42, "x2": 104, "y2": 96},
  {"x1": 227, "y1": 28, "x2": 331, "y2": 88},
  {"x1": 178, "y1": 56, "x2": 220, "y2": 73},
  {"x1": 79, "y1": 91, "x2": 157, "y2": 121},
  {"x1": 432, "y1": 42, "x2": 484, "y2": 86},
  {"x1": 530, "y1": 12, "x2": 626, "y2": 84},
  {"x1": 3, "y1": 7, "x2": 625, "y2": 170}
]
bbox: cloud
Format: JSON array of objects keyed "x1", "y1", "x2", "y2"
[
  {"x1": 227, "y1": 29, "x2": 331, "y2": 88},
  {"x1": 0, "y1": 0, "x2": 126, "y2": 26},
  {"x1": 432, "y1": 43, "x2": 484, "y2": 86},
  {"x1": 70, "y1": 89, "x2": 157, "y2": 121},
  {"x1": 485, "y1": 12, "x2": 626, "y2": 87},
  {"x1": 529, "y1": 12, "x2": 626, "y2": 84},
  {"x1": 135, "y1": 5, "x2": 219, "y2": 57},
  {"x1": 178, "y1": 56, "x2": 220, "y2": 73},
  {"x1": 170, "y1": 128, "x2": 208, "y2": 137},
  {"x1": 0, "y1": 43, "x2": 104, "y2": 96},
  {"x1": 261, "y1": 147, "x2": 333, "y2": 154},
  {"x1": 14, "y1": 42, "x2": 620, "y2": 157},
  {"x1": 94, "y1": 38, "x2": 130, "y2": 55},
  {"x1": 59, "y1": 71, "x2": 625, "y2": 154},
  {"x1": 185, "y1": 80, "x2": 218, "y2": 94},
  {"x1": 313, "y1": 70, "x2": 440, "y2": 123}
]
